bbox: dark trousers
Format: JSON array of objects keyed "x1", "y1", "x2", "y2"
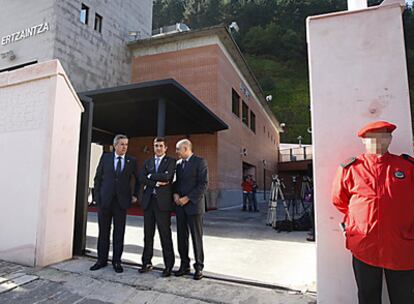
[
  {"x1": 353, "y1": 256, "x2": 414, "y2": 304},
  {"x1": 252, "y1": 191, "x2": 258, "y2": 211},
  {"x1": 97, "y1": 197, "x2": 127, "y2": 264},
  {"x1": 176, "y1": 206, "x2": 204, "y2": 270},
  {"x1": 142, "y1": 195, "x2": 175, "y2": 268},
  {"x1": 243, "y1": 192, "x2": 254, "y2": 210}
]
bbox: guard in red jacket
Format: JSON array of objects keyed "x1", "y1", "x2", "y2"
[{"x1": 332, "y1": 121, "x2": 414, "y2": 304}]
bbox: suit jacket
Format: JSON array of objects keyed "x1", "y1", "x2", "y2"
[
  {"x1": 140, "y1": 155, "x2": 176, "y2": 211},
  {"x1": 93, "y1": 152, "x2": 139, "y2": 209},
  {"x1": 173, "y1": 154, "x2": 208, "y2": 215}
]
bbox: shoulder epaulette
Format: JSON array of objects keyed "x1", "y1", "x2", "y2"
[
  {"x1": 341, "y1": 157, "x2": 357, "y2": 168},
  {"x1": 401, "y1": 154, "x2": 414, "y2": 165}
]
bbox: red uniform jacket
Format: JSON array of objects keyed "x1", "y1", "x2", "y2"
[
  {"x1": 332, "y1": 152, "x2": 414, "y2": 270},
  {"x1": 242, "y1": 181, "x2": 253, "y2": 193}
]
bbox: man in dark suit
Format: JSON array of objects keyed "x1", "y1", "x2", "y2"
[
  {"x1": 173, "y1": 139, "x2": 208, "y2": 280},
  {"x1": 90, "y1": 134, "x2": 139, "y2": 273},
  {"x1": 139, "y1": 137, "x2": 176, "y2": 277}
]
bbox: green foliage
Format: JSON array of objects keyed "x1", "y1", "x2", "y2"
[{"x1": 153, "y1": 0, "x2": 414, "y2": 144}]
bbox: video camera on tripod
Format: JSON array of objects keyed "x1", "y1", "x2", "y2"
[
  {"x1": 266, "y1": 174, "x2": 292, "y2": 230},
  {"x1": 266, "y1": 174, "x2": 313, "y2": 232}
]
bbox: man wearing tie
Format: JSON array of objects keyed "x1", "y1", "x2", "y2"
[
  {"x1": 90, "y1": 134, "x2": 139, "y2": 273},
  {"x1": 139, "y1": 137, "x2": 176, "y2": 277},
  {"x1": 173, "y1": 139, "x2": 208, "y2": 280}
]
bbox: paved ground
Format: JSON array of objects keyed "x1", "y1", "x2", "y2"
[
  {"x1": 0, "y1": 258, "x2": 316, "y2": 304},
  {"x1": 86, "y1": 200, "x2": 316, "y2": 292}
]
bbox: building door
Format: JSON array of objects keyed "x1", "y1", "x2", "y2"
[{"x1": 242, "y1": 161, "x2": 256, "y2": 180}]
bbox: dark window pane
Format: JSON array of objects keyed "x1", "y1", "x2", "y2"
[
  {"x1": 250, "y1": 111, "x2": 256, "y2": 133},
  {"x1": 232, "y1": 89, "x2": 240, "y2": 117},
  {"x1": 94, "y1": 13, "x2": 102, "y2": 32},
  {"x1": 242, "y1": 101, "x2": 249, "y2": 126}
]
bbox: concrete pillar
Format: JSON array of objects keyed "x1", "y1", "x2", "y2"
[
  {"x1": 157, "y1": 97, "x2": 166, "y2": 137},
  {"x1": 307, "y1": 2, "x2": 411, "y2": 303},
  {"x1": 0, "y1": 60, "x2": 84, "y2": 267}
]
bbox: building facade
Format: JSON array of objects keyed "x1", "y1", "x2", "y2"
[
  {"x1": 128, "y1": 27, "x2": 282, "y2": 207},
  {"x1": 0, "y1": 2, "x2": 281, "y2": 208}
]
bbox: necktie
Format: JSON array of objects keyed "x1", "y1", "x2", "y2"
[
  {"x1": 155, "y1": 157, "x2": 160, "y2": 172},
  {"x1": 182, "y1": 159, "x2": 187, "y2": 171},
  {"x1": 116, "y1": 156, "x2": 122, "y2": 176}
]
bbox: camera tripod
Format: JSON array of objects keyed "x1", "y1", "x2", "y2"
[
  {"x1": 300, "y1": 176, "x2": 312, "y2": 201},
  {"x1": 266, "y1": 175, "x2": 292, "y2": 229}
]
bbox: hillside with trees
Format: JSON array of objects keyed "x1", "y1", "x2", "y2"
[{"x1": 153, "y1": 0, "x2": 414, "y2": 143}]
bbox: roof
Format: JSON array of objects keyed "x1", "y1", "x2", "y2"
[
  {"x1": 80, "y1": 79, "x2": 228, "y2": 144},
  {"x1": 127, "y1": 25, "x2": 282, "y2": 132}
]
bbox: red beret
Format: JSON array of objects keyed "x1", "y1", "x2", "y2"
[{"x1": 357, "y1": 121, "x2": 397, "y2": 138}]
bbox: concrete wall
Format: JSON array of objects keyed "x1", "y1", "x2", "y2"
[
  {"x1": 0, "y1": 0, "x2": 56, "y2": 70},
  {"x1": 307, "y1": 2, "x2": 412, "y2": 303},
  {"x1": 0, "y1": 60, "x2": 84, "y2": 267},
  {"x1": 54, "y1": 0, "x2": 153, "y2": 91},
  {"x1": 0, "y1": 0, "x2": 153, "y2": 91}
]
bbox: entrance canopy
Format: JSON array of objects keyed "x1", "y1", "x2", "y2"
[{"x1": 80, "y1": 79, "x2": 228, "y2": 144}]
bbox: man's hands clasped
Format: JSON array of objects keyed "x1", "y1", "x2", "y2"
[{"x1": 174, "y1": 193, "x2": 189, "y2": 206}]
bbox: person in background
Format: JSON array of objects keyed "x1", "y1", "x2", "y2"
[
  {"x1": 241, "y1": 176, "x2": 253, "y2": 211},
  {"x1": 250, "y1": 176, "x2": 259, "y2": 212}
]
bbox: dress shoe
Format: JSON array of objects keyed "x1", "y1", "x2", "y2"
[
  {"x1": 113, "y1": 263, "x2": 123, "y2": 273},
  {"x1": 174, "y1": 266, "x2": 191, "y2": 277},
  {"x1": 139, "y1": 264, "x2": 153, "y2": 273},
  {"x1": 161, "y1": 267, "x2": 172, "y2": 277},
  {"x1": 193, "y1": 269, "x2": 203, "y2": 280},
  {"x1": 89, "y1": 261, "x2": 107, "y2": 271}
]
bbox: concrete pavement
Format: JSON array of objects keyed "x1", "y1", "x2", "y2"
[
  {"x1": 0, "y1": 258, "x2": 316, "y2": 304},
  {"x1": 86, "y1": 200, "x2": 316, "y2": 292}
]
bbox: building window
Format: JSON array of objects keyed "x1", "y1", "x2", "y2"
[
  {"x1": 232, "y1": 89, "x2": 240, "y2": 117},
  {"x1": 94, "y1": 13, "x2": 103, "y2": 32},
  {"x1": 80, "y1": 4, "x2": 89, "y2": 24},
  {"x1": 250, "y1": 111, "x2": 256, "y2": 133},
  {"x1": 242, "y1": 101, "x2": 249, "y2": 126}
]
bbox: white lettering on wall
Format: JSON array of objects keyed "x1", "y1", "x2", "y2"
[{"x1": 1, "y1": 22, "x2": 50, "y2": 46}]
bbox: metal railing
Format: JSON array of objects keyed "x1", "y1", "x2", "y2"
[{"x1": 279, "y1": 146, "x2": 313, "y2": 163}]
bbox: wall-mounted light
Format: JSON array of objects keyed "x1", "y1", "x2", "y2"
[
  {"x1": 128, "y1": 31, "x2": 141, "y2": 41},
  {"x1": 229, "y1": 21, "x2": 239, "y2": 33}
]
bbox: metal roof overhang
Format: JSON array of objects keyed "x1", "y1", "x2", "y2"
[{"x1": 80, "y1": 79, "x2": 228, "y2": 144}]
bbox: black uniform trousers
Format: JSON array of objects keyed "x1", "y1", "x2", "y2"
[
  {"x1": 97, "y1": 196, "x2": 127, "y2": 264},
  {"x1": 353, "y1": 256, "x2": 414, "y2": 304},
  {"x1": 176, "y1": 206, "x2": 204, "y2": 270},
  {"x1": 142, "y1": 195, "x2": 175, "y2": 268}
]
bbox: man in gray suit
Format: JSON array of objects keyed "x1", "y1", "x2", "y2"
[{"x1": 173, "y1": 139, "x2": 208, "y2": 280}]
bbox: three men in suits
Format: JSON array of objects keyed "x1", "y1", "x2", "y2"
[
  {"x1": 173, "y1": 139, "x2": 209, "y2": 280},
  {"x1": 90, "y1": 134, "x2": 139, "y2": 273},
  {"x1": 139, "y1": 137, "x2": 176, "y2": 277}
]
